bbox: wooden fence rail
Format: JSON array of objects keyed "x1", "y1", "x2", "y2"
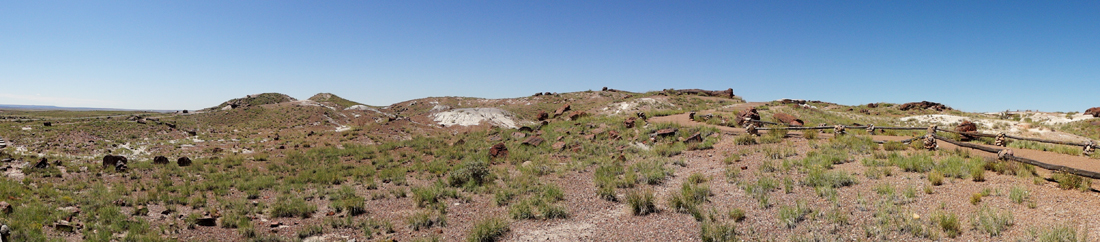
[{"x1": 932, "y1": 134, "x2": 1100, "y2": 179}]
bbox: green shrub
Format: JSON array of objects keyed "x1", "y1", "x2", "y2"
[
  {"x1": 972, "y1": 205, "x2": 1014, "y2": 236},
  {"x1": 1053, "y1": 172, "x2": 1092, "y2": 191},
  {"x1": 466, "y1": 217, "x2": 510, "y2": 242},
  {"x1": 626, "y1": 189, "x2": 656, "y2": 216},
  {"x1": 970, "y1": 193, "x2": 983, "y2": 205},
  {"x1": 449, "y1": 159, "x2": 492, "y2": 188}
]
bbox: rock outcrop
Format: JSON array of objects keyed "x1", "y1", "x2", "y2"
[
  {"x1": 898, "y1": 101, "x2": 950, "y2": 111},
  {"x1": 1086, "y1": 107, "x2": 1100, "y2": 117}
]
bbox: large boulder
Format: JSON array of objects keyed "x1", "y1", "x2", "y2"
[
  {"x1": 1085, "y1": 107, "x2": 1100, "y2": 117},
  {"x1": 177, "y1": 157, "x2": 192, "y2": 167},
  {"x1": 153, "y1": 156, "x2": 170, "y2": 165},
  {"x1": 773, "y1": 113, "x2": 804, "y2": 127},
  {"x1": 956, "y1": 120, "x2": 979, "y2": 141},
  {"x1": 898, "y1": 101, "x2": 950, "y2": 111},
  {"x1": 956, "y1": 121, "x2": 977, "y2": 133},
  {"x1": 102, "y1": 155, "x2": 127, "y2": 169}
]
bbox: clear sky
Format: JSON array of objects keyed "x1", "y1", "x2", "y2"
[{"x1": 2, "y1": 1, "x2": 1098, "y2": 112}]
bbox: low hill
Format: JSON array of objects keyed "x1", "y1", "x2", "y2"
[
  {"x1": 307, "y1": 93, "x2": 365, "y2": 109},
  {"x1": 206, "y1": 93, "x2": 297, "y2": 111}
]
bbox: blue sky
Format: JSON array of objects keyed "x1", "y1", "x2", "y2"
[{"x1": 2, "y1": 1, "x2": 1097, "y2": 112}]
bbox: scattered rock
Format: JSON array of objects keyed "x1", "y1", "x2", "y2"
[
  {"x1": 270, "y1": 222, "x2": 283, "y2": 227},
  {"x1": 536, "y1": 111, "x2": 549, "y2": 121},
  {"x1": 512, "y1": 132, "x2": 526, "y2": 140},
  {"x1": 652, "y1": 128, "x2": 677, "y2": 137},
  {"x1": 773, "y1": 113, "x2": 804, "y2": 127},
  {"x1": 624, "y1": 117, "x2": 637, "y2": 128},
  {"x1": 552, "y1": 142, "x2": 566, "y2": 151},
  {"x1": 0, "y1": 201, "x2": 11, "y2": 214},
  {"x1": 153, "y1": 156, "x2": 170, "y2": 165},
  {"x1": 43, "y1": 122, "x2": 52, "y2": 127},
  {"x1": 567, "y1": 111, "x2": 588, "y2": 121},
  {"x1": 133, "y1": 205, "x2": 148, "y2": 216},
  {"x1": 608, "y1": 130, "x2": 621, "y2": 140},
  {"x1": 34, "y1": 158, "x2": 49, "y2": 169},
  {"x1": 177, "y1": 157, "x2": 192, "y2": 167},
  {"x1": 898, "y1": 101, "x2": 950, "y2": 111},
  {"x1": 684, "y1": 132, "x2": 703, "y2": 143},
  {"x1": 522, "y1": 137, "x2": 545, "y2": 146},
  {"x1": 866, "y1": 103, "x2": 878, "y2": 108},
  {"x1": 53, "y1": 220, "x2": 75, "y2": 233},
  {"x1": 489, "y1": 143, "x2": 508, "y2": 159},
  {"x1": 196, "y1": 217, "x2": 217, "y2": 227},
  {"x1": 554, "y1": 104, "x2": 572, "y2": 117},
  {"x1": 997, "y1": 149, "x2": 1014, "y2": 161}
]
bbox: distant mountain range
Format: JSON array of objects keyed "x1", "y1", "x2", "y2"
[{"x1": 0, "y1": 104, "x2": 173, "y2": 112}]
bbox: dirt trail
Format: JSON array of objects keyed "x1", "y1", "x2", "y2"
[{"x1": 651, "y1": 110, "x2": 1100, "y2": 180}]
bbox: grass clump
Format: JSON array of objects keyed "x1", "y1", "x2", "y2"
[
  {"x1": 802, "y1": 168, "x2": 857, "y2": 188},
  {"x1": 1010, "y1": 186, "x2": 1030, "y2": 204},
  {"x1": 411, "y1": 183, "x2": 459, "y2": 210},
  {"x1": 466, "y1": 217, "x2": 510, "y2": 242},
  {"x1": 970, "y1": 193, "x2": 983, "y2": 205},
  {"x1": 972, "y1": 205, "x2": 1014, "y2": 237},
  {"x1": 408, "y1": 209, "x2": 447, "y2": 231},
  {"x1": 1024, "y1": 224, "x2": 1089, "y2": 242},
  {"x1": 632, "y1": 159, "x2": 673, "y2": 185},
  {"x1": 667, "y1": 177, "x2": 712, "y2": 220},
  {"x1": 882, "y1": 141, "x2": 907, "y2": 151},
  {"x1": 626, "y1": 189, "x2": 656, "y2": 216},
  {"x1": 297, "y1": 225, "x2": 324, "y2": 239},
  {"x1": 777, "y1": 200, "x2": 812, "y2": 228},
  {"x1": 931, "y1": 211, "x2": 962, "y2": 238},
  {"x1": 733, "y1": 135, "x2": 757, "y2": 145},
  {"x1": 700, "y1": 221, "x2": 738, "y2": 242},
  {"x1": 329, "y1": 185, "x2": 366, "y2": 216},
  {"x1": 271, "y1": 194, "x2": 317, "y2": 218},
  {"x1": 928, "y1": 171, "x2": 944, "y2": 186}
]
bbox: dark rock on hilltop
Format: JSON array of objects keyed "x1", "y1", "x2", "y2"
[
  {"x1": 898, "y1": 101, "x2": 950, "y2": 111},
  {"x1": 1085, "y1": 107, "x2": 1100, "y2": 117}
]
